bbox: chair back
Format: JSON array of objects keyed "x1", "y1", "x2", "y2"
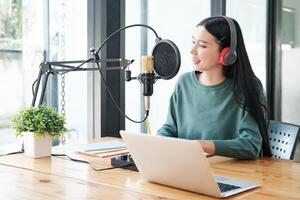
[{"x1": 268, "y1": 120, "x2": 300, "y2": 160}]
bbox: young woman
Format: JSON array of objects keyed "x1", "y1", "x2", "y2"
[{"x1": 158, "y1": 16, "x2": 272, "y2": 159}]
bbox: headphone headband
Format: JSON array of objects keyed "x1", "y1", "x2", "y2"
[
  {"x1": 222, "y1": 16, "x2": 237, "y2": 55},
  {"x1": 219, "y1": 16, "x2": 237, "y2": 65}
]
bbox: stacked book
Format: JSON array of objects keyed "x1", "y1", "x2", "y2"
[{"x1": 74, "y1": 140, "x2": 129, "y2": 158}]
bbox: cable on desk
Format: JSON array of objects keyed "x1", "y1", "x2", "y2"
[
  {"x1": 0, "y1": 150, "x2": 24, "y2": 157},
  {"x1": 51, "y1": 154, "x2": 134, "y2": 172},
  {"x1": 51, "y1": 153, "x2": 90, "y2": 164}
]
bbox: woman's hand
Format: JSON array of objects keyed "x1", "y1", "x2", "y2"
[{"x1": 198, "y1": 140, "x2": 215, "y2": 154}]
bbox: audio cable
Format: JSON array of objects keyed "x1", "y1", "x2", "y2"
[{"x1": 51, "y1": 153, "x2": 135, "y2": 171}]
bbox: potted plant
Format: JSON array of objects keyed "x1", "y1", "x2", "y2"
[{"x1": 12, "y1": 105, "x2": 67, "y2": 158}]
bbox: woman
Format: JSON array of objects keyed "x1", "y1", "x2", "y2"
[{"x1": 158, "y1": 16, "x2": 272, "y2": 159}]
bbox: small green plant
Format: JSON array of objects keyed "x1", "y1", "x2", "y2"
[{"x1": 12, "y1": 105, "x2": 67, "y2": 137}]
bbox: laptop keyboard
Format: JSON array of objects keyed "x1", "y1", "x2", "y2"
[{"x1": 217, "y1": 182, "x2": 241, "y2": 193}]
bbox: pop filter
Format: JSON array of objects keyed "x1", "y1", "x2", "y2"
[{"x1": 152, "y1": 39, "x2": 181, "y2": 80}]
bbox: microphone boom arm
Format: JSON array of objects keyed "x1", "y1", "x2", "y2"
[{"x1": 31, "y1": 57, "x2": 134, "y2": 106}]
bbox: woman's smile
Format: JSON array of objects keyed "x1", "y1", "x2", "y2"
[{"x1": 192, "y1": 58, "x2": 201, "y2": 65}]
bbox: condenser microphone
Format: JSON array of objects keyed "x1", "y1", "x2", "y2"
[{"x1": 140, "y1": 56, "x2": 155, "y2": 112}]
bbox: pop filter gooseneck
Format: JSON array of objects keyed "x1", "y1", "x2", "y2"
[
  {"x1": 96, "y1": 24, "x2": 161, "y2": 56},
  {"x1": 152, "y1": 39, "x2": 181, "y2": 80}
]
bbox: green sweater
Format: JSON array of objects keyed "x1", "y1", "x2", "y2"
[{"x1": 158, "y1": 71, "x2": 263, "y2": 159}]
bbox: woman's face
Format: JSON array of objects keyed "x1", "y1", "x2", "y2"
[{"x1": 191, "y1": 26, "x2": 222, "y2": 72}]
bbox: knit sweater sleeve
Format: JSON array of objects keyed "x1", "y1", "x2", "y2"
[{"x1": 213, "y1": 110, "x2": 262, "y2": 160}]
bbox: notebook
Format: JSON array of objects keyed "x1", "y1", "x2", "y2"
[
  {"x1": 74, "y1": 140, "x2": 126, "y2": 152},
  {"x1": 120, "y1": 131, "x2": 260, "y2": 198}
]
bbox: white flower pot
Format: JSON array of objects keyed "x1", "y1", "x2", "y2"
[{"x1": 23, "y1": 132, "x2": 52, "y2": 158}]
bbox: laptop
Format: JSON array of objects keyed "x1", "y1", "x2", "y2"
[{"x1": 120, "y1": 131, "x2": 260, "y2": 198}]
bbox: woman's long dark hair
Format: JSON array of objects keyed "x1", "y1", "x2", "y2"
[{"x1": 197, "y1": 16, "x2": 272, "y2": 157}]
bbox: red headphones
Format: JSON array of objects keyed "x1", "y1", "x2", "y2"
[{"x1": 218, "y1": 17, "x2": 237, "y2": 66}]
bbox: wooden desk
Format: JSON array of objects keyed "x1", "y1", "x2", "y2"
[{"x1": 0, "y1": 139, "x2": 299, "y2": 200}]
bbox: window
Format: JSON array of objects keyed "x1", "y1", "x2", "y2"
[
  {"x1": 49, "y1": 0, "x2": 87, "y2": 143},
  {"x1": 0, "y1": 0, "x2": 43, "y2": 147},
  {"x1": 0, "y1": 0, "x2": 88, "y2": 149},
  {"x1": 281, "y1": 0, "x2": 300, "y2": 125},
  {"x1": 227, "y1": 0, "x2": 267, "y2": 88}
]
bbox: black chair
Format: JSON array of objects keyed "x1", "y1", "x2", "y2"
[{"x1": 268, "y1": 120, "x2": 300, "y2": 160}]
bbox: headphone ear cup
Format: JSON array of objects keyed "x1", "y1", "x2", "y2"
[{"x1": 219, "y1": 47, "x2": 230, "y2": 65}]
